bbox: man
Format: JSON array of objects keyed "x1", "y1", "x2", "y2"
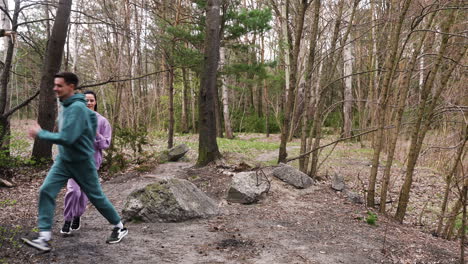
[{"x1": 23, "y1": 72, "x2": 128, "y2": 252}]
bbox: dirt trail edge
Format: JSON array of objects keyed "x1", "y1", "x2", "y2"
[{"x1": 22, "y1": 162, "x2": 461, "y2": 264}]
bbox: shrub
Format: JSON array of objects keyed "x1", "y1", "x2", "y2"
[{"x1": 366, "y1": 211, "x2": 378, "y2": 226}]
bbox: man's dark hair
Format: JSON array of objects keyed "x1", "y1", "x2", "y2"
[
  {"x1": 54, "y1": 72, "x2": 79, "y2": 88},
  {"x1": 84, "y1": 90, "x2": 98, "y2": 111}
]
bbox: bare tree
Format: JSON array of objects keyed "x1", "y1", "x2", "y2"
[
  {"x1": 197, "y1": 0, "x2": 222, "y2": 166},
  {"x1": 31, "y1": 0, "x2": 73, "y2": 160}
]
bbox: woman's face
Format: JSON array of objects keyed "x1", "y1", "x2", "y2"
[{"x1": 85, "y1": 94, "x2": 96, "y2": 111}]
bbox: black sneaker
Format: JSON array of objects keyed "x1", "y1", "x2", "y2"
[
  {"x1": 22, "y1": 237, "x2": 51, "y2": 252},
  {"x1": 60, "y1": 221, "x2": 71, "y2": 235},
  {"x1": 106, "y1": 227, "x2": 128, "y2": 244},
  {"x1": 71, "y1": 217, "x2": 81, "y2": 231}
]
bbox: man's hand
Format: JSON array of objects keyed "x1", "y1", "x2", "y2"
[
  {"x1": 3, "y1": 30, "x2": 15, "y2": 37},
  {"x1": 28, "y1": 123, "x2": 42, "y2": 139}
]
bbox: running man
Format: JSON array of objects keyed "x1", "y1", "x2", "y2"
[
  {"x1": 24, "y1": 72, "x2": 127, "y2": 252},
  {"x1": 60, "y1": 90, "x2": 112, "y2": 235}
]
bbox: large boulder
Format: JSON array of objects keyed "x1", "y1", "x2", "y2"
[
  {"x1": 168, "y1": 144, "x2": 190, "y2": 161},
  {"x1": 344, "y1": 190, "x2": 364, "y2": 204},
  {"x1": 122, "y1": 178, "x2": 219, "y2": 222},
  {"x1": 331, "y1": 174, "x2": 345, "y2": 191},
  {"x1": 226, "y1": 172, "x2": 269, "y2": 204},
  {"x1": 272, "y1": 164, "x2": 314, "y2": 189}
]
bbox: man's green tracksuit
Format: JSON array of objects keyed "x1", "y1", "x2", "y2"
[{"x1": 36, "y1": 94, "x2": 120, "y2": 231}]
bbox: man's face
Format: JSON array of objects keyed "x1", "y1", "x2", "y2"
[{"x1": 53, "y1": 77, "x2": 75, "y2": 100}]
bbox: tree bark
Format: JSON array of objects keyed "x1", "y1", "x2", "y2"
[
  {"x1": 197, "y1": 0, "x2": 222, "y2": 166},
  {"x1": 31, "y1": 0, "x2": 72, "y2": 161}
]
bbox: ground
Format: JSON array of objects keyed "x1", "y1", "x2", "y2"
[
  {"x1": 0, "y1": 121, "x2": 465, "y2": 263},
  {"x1": 0, "y1": 161, "x2": 463, "y2": 264}
]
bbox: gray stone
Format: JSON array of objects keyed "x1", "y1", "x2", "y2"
[
  {"x1": 157, "y1": 151, "x2": 170, "y2": 163},
  {"x1": 0, "y1": 178, "x2": 14, "y2": 188},
  {"x1": 122, "y1": 178, "x2": 219, "y2": 222},
  {"x1": 331, "y1": 174, "x2": 345, "y2": 191},
  {"x1": 344, "y1": 190, "x2": 363, "y2": 204},
  {"x1": 168, "y1": 144, "x2": 190, "y2": 161},
  {"x1": 272, "y1": 164, "x2": 314, "y2": 189},
  {"x1": 226, "y1": 172, "x2": 269, "y2": 204}
]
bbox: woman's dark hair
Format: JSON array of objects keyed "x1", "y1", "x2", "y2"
[
  {"x1": 54, "y1": 72, "x2": 79, "y2": 88},
  {"x1": 84, "y1": 90, "x2": 98, "y2": 111}
]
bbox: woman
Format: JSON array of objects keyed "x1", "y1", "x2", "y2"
[{"x1": 61, "y1": 90, "x2": 112, "y2": 235}]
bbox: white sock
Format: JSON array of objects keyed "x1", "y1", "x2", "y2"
[
  {"x1": 114, "y1": 221, "x2": 124, "y2": 229},
  {"x1": 39, "y1": 231, "x2": 51, "y2": 241}
]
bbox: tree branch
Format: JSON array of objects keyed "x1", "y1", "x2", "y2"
[
  {"x1": 285, "y1": 127, "x2": 393, "y2": 163},
  {"x1": 2, "y1": 90, "x2": 40, "y2": 118},
  {"x1": 77, "y1": 69, "x2": 172, "y2": 90}
]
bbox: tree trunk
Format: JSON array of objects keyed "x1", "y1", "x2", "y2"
[
  {"x1": 395, "y1": 10, "x2": 462, "y2": 222},
  {"x1": 300, "y1": 0, "x2": 320, "y2": 172},
  {"x1": 342, "y1": 33, "x2": 353, "y2": 138},
  {"x1": 31, "y1": 0, "x2": 72, "y2": 161},
  {"x1": 190, "y1": 71, "x2": 197, "y2": 133},
  {"x1": 367, "y1": 0, "x2": 413, "y2": 207},
  {"x1": 460, "y1": 181, "x2": 466, "y2": 264},
  {"x1": 220, "y1": 46, "x2": 234, "y2": 139},
  {"x1": 181, "y1": 67, "x2": 190, "y2": 133},
  {"x1": 278, "y1": 0, "x2": 307, "y2": 163},
  {"x1": 379, "y1": 12, "x2": 436, "y2": 213},
  {"x1": 168, "y1": 68, "x2": 174, "y2": 149},
  {"x1": 0, "y1": 0, "x2": 17, "y2": 152},
  {"x1": 197, "y1": 0, "x2": 221, "y2": 166},
  {"x1": 309, "y1": 0, "x2": 350, "y2": 178},
  {"x1": 437, "y1": 124, "x2": 467, "y2": 235}
]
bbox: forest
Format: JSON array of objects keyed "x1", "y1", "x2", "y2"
[{"x1": 0, "y1": 0, "x2": 466, "y2": 263}]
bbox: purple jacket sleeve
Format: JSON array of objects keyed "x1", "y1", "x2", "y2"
[{"x1": 94, "y1": 115, "x2": 112, "y2": 150}]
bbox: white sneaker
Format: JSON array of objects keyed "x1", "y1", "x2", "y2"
[
  {"x1": 22, "y1": 237, "x2": 51, "y2": 252},
  {"x1": 106, "y1": 227, "x2": 128, "y2": 244}
]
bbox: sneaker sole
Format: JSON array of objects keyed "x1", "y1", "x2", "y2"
[
  {"x1": 106, "y1": 229, "x2": 128, "y2": 244},
  {"x1": 21, "y1": 238, "x2": 51, "y2": 252},
  {"x1": 71, "y1": 225, "x2": 80, "y2": 231},
  {"x1": 60, "y1": 230, "x2": 72, "y2": 235}
]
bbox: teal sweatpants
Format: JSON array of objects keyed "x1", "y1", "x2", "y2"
[{"x1": 38, "y1": 157, "x2": 120, "y2": 231}]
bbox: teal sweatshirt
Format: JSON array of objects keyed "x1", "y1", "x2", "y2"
[{"x1": 37, "y1": 94, "x2": 97, "y2": 162}]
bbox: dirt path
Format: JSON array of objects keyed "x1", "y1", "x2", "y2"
[{"x1": 13, "y1": 161, "x2": 461, "y2": 264}]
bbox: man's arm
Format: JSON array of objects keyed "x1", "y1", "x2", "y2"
[
  {"x1": 29, "y1": 106, "x2": 86, "y2": 146},
  {"x1": 0, "y1": 29, "x2": 16, "y2": 37}
]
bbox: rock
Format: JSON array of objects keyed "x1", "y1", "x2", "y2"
[
  {"x1": 122, "y1": 178, "x2": 219, "y2": 222},
  {"x1": 272, "y1": 164, "x2": 314, "y2": 189},
  {"x1": 226, "y1": 172, "x2": 269, "y2": 204},
  {"x1": 331, "y1": 174, "x2": 345, "y2": 191},
  {"x1": 0, "y1": 178, "x2": 14, "y2": 188},
  {"x1": 232, "y1": 162, "x2": 254, "y2": 172},
  {"x1": 344, "y1": 190, "x2": 363, "y2": 204},
  {"x1": 168, "y1": 144, "x2": 189, "y2": 161},
  {"x1": 157, "y1": 150, "x2": 170, "y2": 163}
]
